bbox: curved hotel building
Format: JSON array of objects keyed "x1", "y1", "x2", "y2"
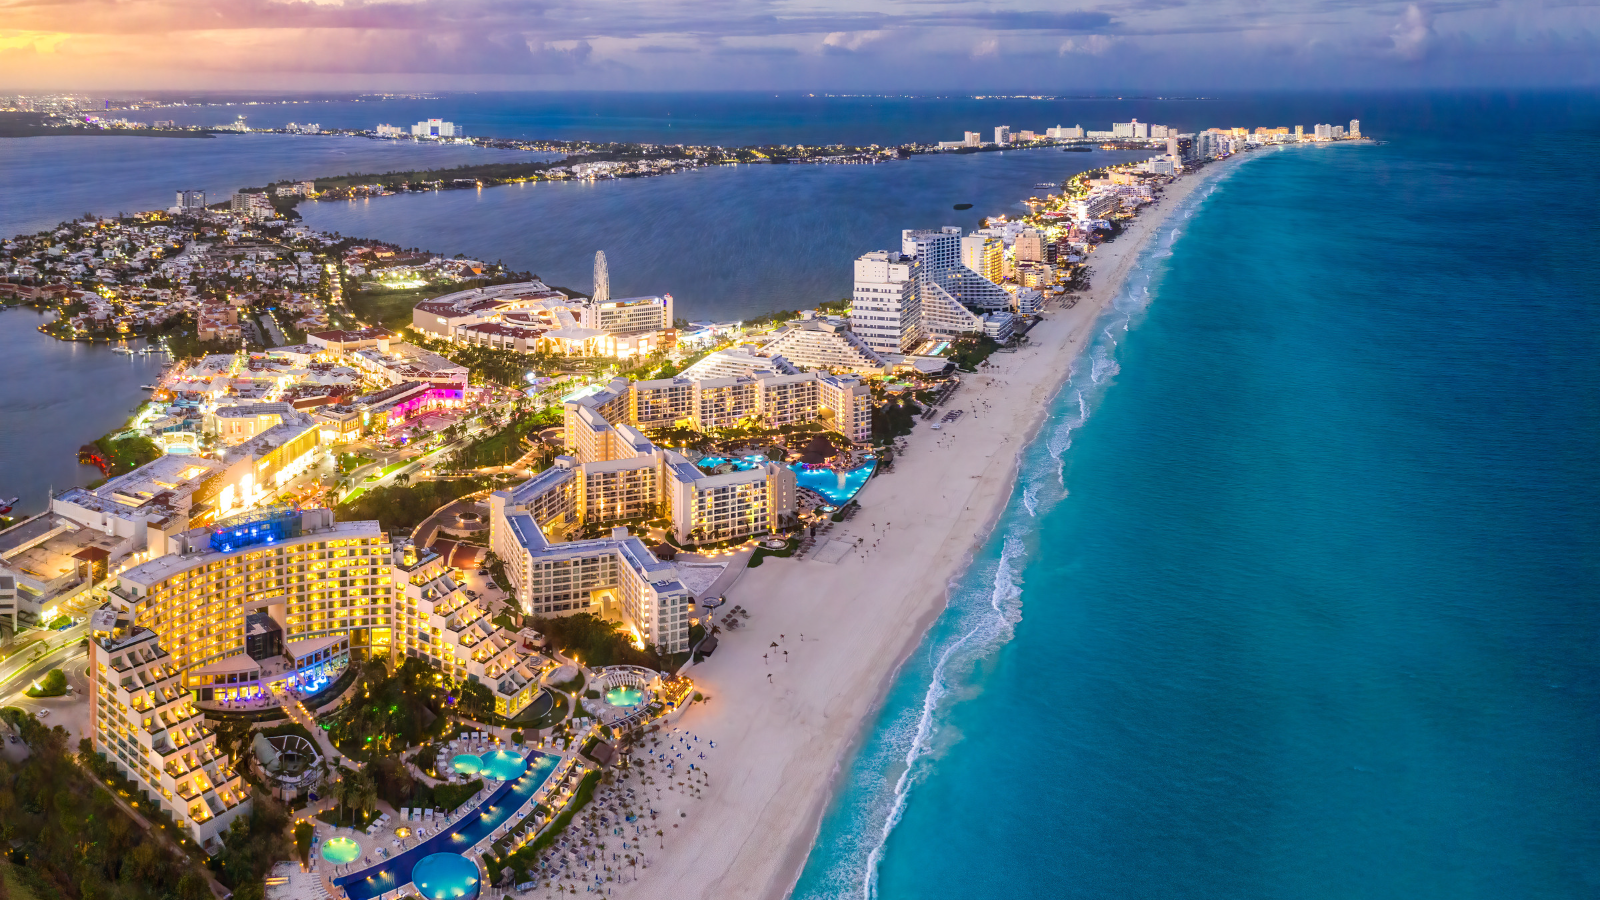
[
  {"x1": 89, "y1": 509, "x2": 385, "y2": 845},
  {"x1": 88, "y1": 506, "x2": 559, "y2": 849}
]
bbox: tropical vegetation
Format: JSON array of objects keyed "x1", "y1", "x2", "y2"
[
  {"x1": 528, "y1": 612, "x2": 664, "y2": 669},
  {"x1": 0, "y1": 710, "x2": 214, "y2": 900}
]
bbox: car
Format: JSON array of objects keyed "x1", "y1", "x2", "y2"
[
  {"x1": 7, "y1": 734, "x2": 16, "y2": 744},
  {"x1": 35, "y1": 709, "x2": 49, "y2": 718}
]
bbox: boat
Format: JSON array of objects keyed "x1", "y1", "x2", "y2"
[
  {"x1": 111, "y1": 346, "x2": 134, "y2": 354},
  {"x1": 140, "y1": 385, "x2": 160, "y2": 391},
  {"x1": 0, "y1": 498, "x2": 15, "y2": 515}
]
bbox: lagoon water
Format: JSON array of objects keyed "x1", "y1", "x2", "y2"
[
  {"x1": 0, "y1": 133, "x2": 542, "y2": 239},
  {"x1": 792, "y1": 97, "x2": 1600, "y2": 898},
  {"x1": 0, "y1": 309, "x2": 165, "y2": 514},
  {"x1": 296, "y1": 147, "x2": 1141, "y2": 320}
]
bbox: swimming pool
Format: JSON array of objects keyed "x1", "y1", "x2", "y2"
[
  {"x1": 334, "y1": 753, "x2": 558, "y2": 900},
  {"x1": 695, "y1": 454, "x2": 771, "y2": 471},
  {"x1": 605, "y1": 686, "x2": 645, "y2": 708},
  {"x1": 792, "y1": 460, "x2": 877, "y2": 505},
  {"x1": 410, "y1": 853, "x2": 480, "y2": 900},
  {"x1": 321, "y1": 836, "x2": 361, "y2": 864},
  {"x1": 476, "y1": 749, "x2": 529, "y2": 781},
  {"x1": 450, "y1": 754, "x2": 481, "y2": 775},
  {"x1": 697, "y1": 456, "x2": 877, "y2": 506}
]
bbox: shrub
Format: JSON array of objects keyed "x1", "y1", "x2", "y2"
[{"x1": 26, "y1": 669, "x2": 68, "y2": 697}]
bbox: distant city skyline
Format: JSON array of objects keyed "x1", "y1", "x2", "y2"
[{"x1": 0, "y1": 1, "x2": 1595, "y2": 92}]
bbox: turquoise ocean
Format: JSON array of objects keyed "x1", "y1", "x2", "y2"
[{"x1": 793, "y1": 100, "x2": 1600, "y2": 898}]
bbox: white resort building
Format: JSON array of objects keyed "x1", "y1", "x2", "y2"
[
  {"x1": 488, "y1": 361, "x2": 881, "y2": 651},
  {"x1": 850, "y1": 249, "x2": 922, "y2": 354},
  {"x1": 759, "y1": 315, "x2": 887, "y2": 373},
  {"x1": 411, "y1": 281, "x2": 675, "y2": 358}
]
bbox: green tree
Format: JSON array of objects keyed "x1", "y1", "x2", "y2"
[
  {"x1": 455, "y1": 680, "x2": 495, "y2": 721},
  {"x1": 26, "y1": 668, "x2": 68, "y2": 697},
  {"x1": 352, "y1": 769, "x2": 378, "y2": 823},
  {"x1": 177, "y1": 871, "x2": 211, "y2": 900}
]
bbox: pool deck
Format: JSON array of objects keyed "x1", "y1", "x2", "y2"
[
  {"x1": 696, "y1": 455, "x2": 879, "y2": 506},
  {"x1": 328, "y1": 749, "x2": 571, "y2": 900}
]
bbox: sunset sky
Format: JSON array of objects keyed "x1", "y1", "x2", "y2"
[{"x1": 1, "y1": 0, "x2": 1595, "y2": 92}]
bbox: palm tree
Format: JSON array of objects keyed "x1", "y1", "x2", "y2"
[
  {"x1": 334, "y1": 773, "x2": 357, "y2": 823},
  {"x1": 352, "y1": 770, "x2": 378, "y2": 825}
]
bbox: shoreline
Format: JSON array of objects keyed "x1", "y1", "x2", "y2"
[{"x1": 608, "y1": 150, "x2": 1255, "y2": 900}]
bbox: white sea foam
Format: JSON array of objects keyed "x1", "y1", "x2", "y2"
[
  {"x1": 860, "y1": 531, "x2": 1025, "y2": 900},
  {"x1": 799, "y1": 157, "x2": 1247, "y2": 900}
]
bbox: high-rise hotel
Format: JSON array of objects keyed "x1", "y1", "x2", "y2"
[
  {"x1": 849, "y1": 226, "x2": 1023, "y2": 353},
  {"x1": 87, "y1": 507, "x2": 556, "y2": 849},
  {"x1": 89, "y1": 509, "x2": 384, "y2": 847}
]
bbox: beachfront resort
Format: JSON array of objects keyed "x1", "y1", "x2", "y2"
[{"x1": 0, "y1": 115, "x2": 1367, "y2": 900}]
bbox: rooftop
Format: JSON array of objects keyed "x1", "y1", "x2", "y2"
[{"x1": 118, "y1": 518, "x2": 382, "y2": 586}]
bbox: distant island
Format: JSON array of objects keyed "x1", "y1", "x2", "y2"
[{"x1": 0, "y1": 111, "x2": 218, "y2": 138}]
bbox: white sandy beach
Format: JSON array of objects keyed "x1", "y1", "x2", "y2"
[{"x1": 607, "y1": 151, "x2": 1251, "y2": 900}]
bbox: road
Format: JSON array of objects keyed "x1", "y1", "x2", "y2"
[
  {"x1": 259, "y1": 311, "x2": 289, "y2": 347},
  {"x1": 2, "y1": 649, "x2": 90, "y2": 744},
  {"x1": 0, "y1": 623, "x2": 87, "y2": 694}
]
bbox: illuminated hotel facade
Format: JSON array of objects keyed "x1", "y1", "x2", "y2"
[
  {"x1": 88, "y1": 608, "x2": 251, "y2": 848},
  {"x1": 89, "y1": 508, "x2": 564, "y2": 844},
  {"x1": 105, "y1": 510, "x2": 391, "y2": 698},
  {"x1": 88, "y1": 509, "x2": 387, "y2": 847}
]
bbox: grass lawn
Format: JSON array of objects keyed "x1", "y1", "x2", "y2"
[
  {"x1": 338, "y1": 453, "x2": 376, "y2": 474},
  {"x1": 25, "y1": 669, "x2": 68, "y2": 698},
  {"x1": 346, "y1": 284, "x2": 454, "y2": 331}
]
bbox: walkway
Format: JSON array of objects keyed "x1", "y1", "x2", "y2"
[
  {"x1": 409, "y1": 498, "x2": 487, "y2": 549},
  {"x1": 273, "y1": 682, "x2": 355, "y2": 772}
]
